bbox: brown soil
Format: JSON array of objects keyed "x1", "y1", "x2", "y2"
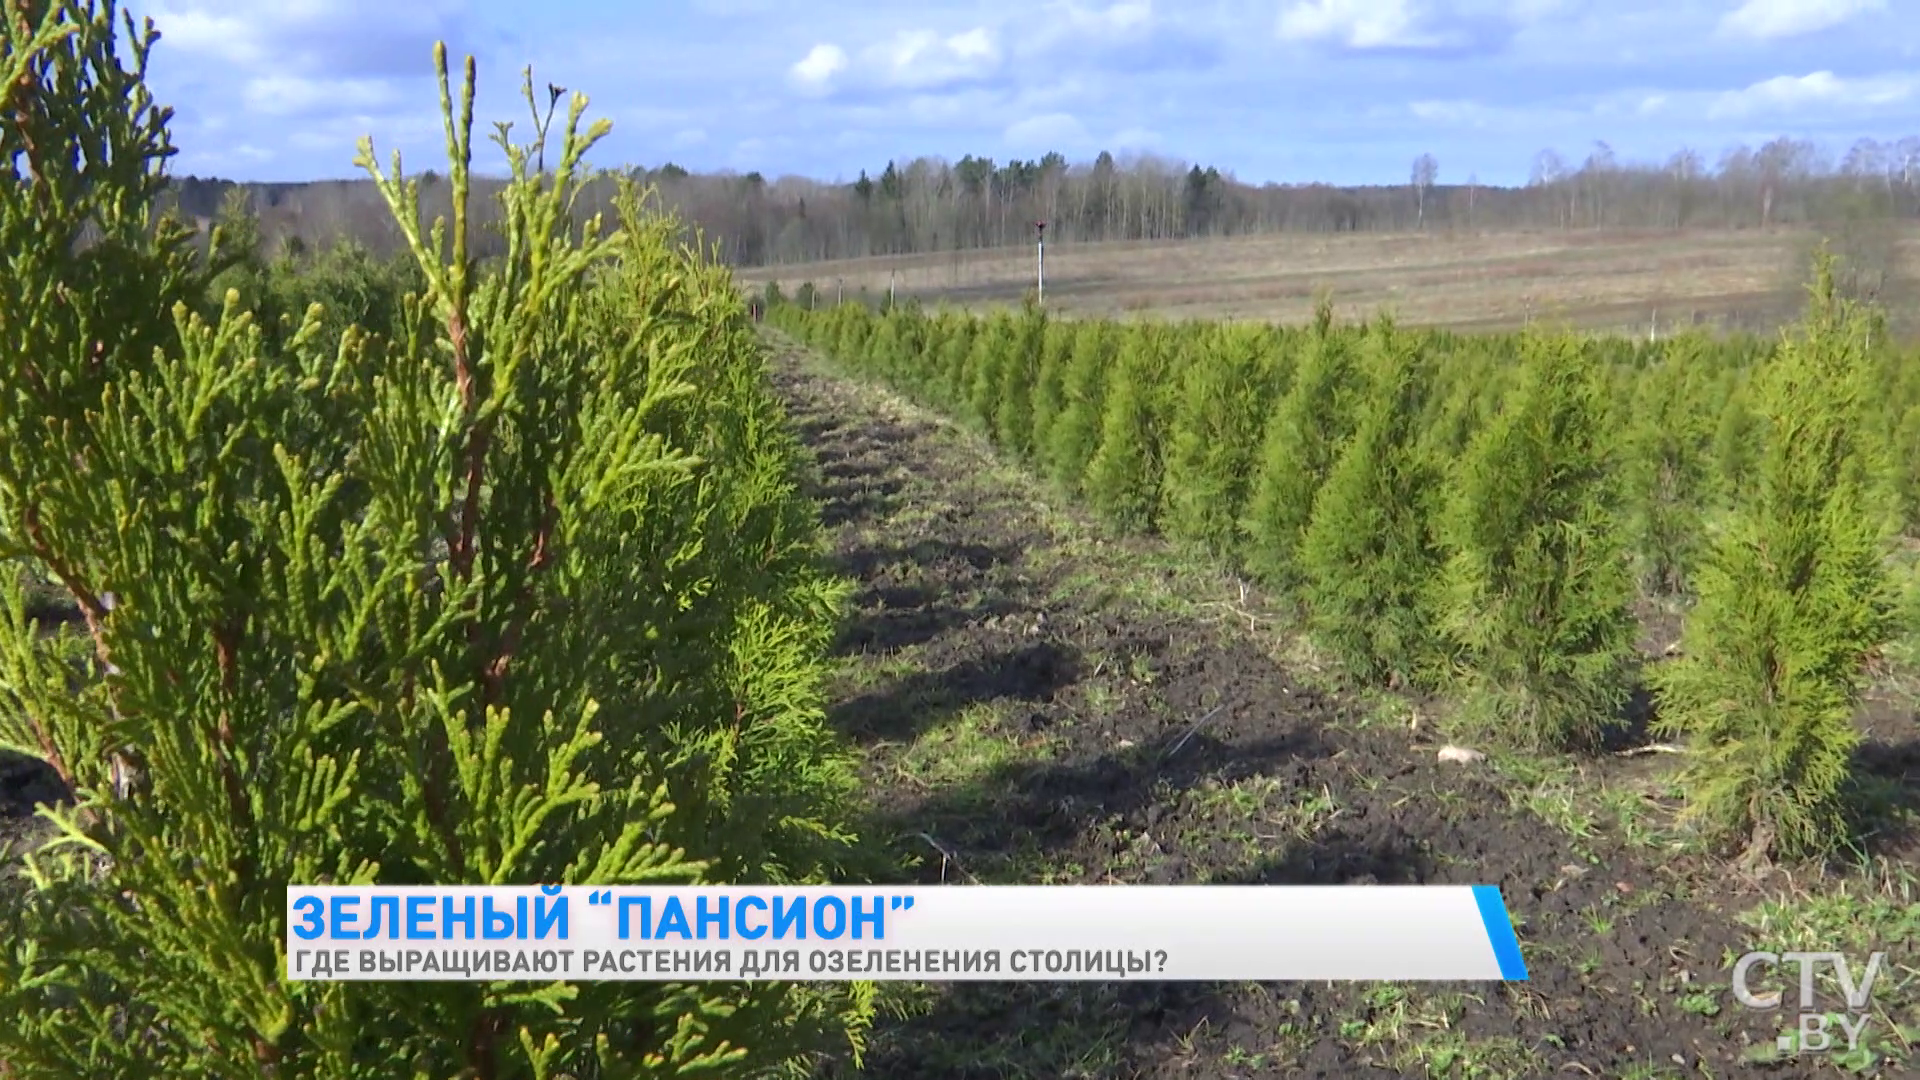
[
  {"x1": 770, "y1": 341, "x2": 1915, "y2": 1079},
  {"x1": 739, "y1": 227, "x2": 1920, "y2": 338}
]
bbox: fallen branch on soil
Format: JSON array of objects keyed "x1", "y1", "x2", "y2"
[
  {"x1": 917, "y1": 832, "x2": 982, "y2": 885},
  {"x1": 1198, "y1": 600, "x2": 1272, "y2": 633},
  {"x1": 1614, "y1": 743, "x2": 1687, "y2": 757},
  {"x1": 1164, "y1": 700, "x2": 1232, "y2": 761}
]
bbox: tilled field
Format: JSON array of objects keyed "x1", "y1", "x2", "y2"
[{"x1": 769, "y1": 340, "x2": 1914, "y2": 1079}]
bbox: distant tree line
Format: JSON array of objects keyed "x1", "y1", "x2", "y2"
[{"x1": 161, "y1": 133, "x2": 1920, "y2": 268}]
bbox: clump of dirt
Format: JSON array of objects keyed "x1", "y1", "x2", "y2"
[{"x1": 770, "y1": 345, "x2": 1869, "y2": 1079}]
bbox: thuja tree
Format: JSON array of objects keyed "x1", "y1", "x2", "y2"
[
  {"x1": 1161, "y1": 322, "x2": 1281, "y2": 557},
  {"x1": 1652, "y1": 262, "x2": 1897, "y2": 862},
  {"x1": 1242, "y1": 306, "x2": 1361, "y2": 594},
  {"x1": 1046, "y1": 320, "x2": 1116, "y2": 495},
  {"x1": 1298, "y1": 318, "x2": 1445, "y2": 687},
  {"x1": 1084, "y1": 322, "x2": 1173, "y2": 532},
  {"x1": 0, "y1": 10, "x2": 869, "y2": 1077},
  {"x1": 1621, "y1": 333, "x2": 1718, "y2": 596},
  {"x1": 1434, "y1": 330, "x2": 1638, "y2": 750},
  {"x1": 993, "y1": 301, "x2": 1047, "y2": 460},
  {"x1": 1028, "y1": 319, "x2": 1077, "y2": 471}
]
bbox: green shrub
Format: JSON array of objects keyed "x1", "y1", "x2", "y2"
[
  {"x1": 1299, "y1": 319, "x2": 1446, "y2": 686},
  {"x1": 1713, "y1": 381, "x2": 1761, "y2": 504},
  {"x1": 1242, "y1": 315, "x2": 1362, "y2": 593},
  {"x1": 994, "y1": 303, "x2": 1047, "y2": 459},
  {"x1": 1621, "y1": 333, "x2": 1718, "y2": 595},
  {"x1": 0, "y1": 17, "x2": 868, "y2": 1077},
  {"x1": 1046, "y1": 320, "x2": 1117, "y2": 494},
  {"x1": 1162, "y1": 322, "x2": 1281, "y2": 556},
  {"x1": 1434, "y1": 330, "x2": 1638, "y2": 750},
  {"x1": 965, "y1": 310, "x2": 1016, "y2": 433},
  {"x1": 1084, "y1": 323, "x2": 1172, "y2": 532},
  {"x1": 1029, "y1": 318, "x2": 1078, "y2": 470},
  {"x1": 1652, "y1": 263, "x2": 1898, "y2": 862}
]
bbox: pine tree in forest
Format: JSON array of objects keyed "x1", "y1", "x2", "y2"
[
  {"x1": 1652, "y1": 260, "x2": 1898, "y2": 863},
  {"x1": 1299, "y1": 318, "x2": 1446, "y2": 686},
  {"x1": 1434, "y1": 330, "x2": 1638, "y2": 750}
]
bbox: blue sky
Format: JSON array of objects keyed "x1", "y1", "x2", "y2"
[{"x1": 135, "y1": 0, "x2": 1920, "y2": 186}]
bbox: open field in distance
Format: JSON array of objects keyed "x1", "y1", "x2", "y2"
[{"x1": 737, "y1": 226, "x2": 1920, "y2": 337}]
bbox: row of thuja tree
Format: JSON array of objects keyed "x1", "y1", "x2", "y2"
[
  {"x1": 2, "y1": 4, "x2": 875, "y2": 1078},
  {"x1": 768, "y1": 271, "x2": 1916, "y2": 865}
]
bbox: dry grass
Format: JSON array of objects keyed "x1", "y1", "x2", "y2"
[{"x1": 738, "y1": 226, "x2": 1920, "y2": 337}]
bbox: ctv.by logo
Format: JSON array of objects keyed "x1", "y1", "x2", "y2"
[{"x1": 1732, "y1": 950, "x2": 1887, "y2": 1056}]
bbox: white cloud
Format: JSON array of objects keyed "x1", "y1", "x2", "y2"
[
  {"x1": 1110, "y1": 125, "x2": 1161, "y2": 148},
  {"x1": 1277, "y1": 0, "x2": 1457, "y2": 49},
  {"x1": 1719, "y1": 0, "x2": 1886, "y2": 40},
  {"x1": 244, "y1": 75, "x2": 398, "y2": 117},
  {"x1": 1005, "y1": 112, "x2": 1090, "y2": 148},
  {"x1": 872, "y1": 27, "x2": 1003, "y2": 88},
  {"x1": 1707, "y1": 70, "x2": 1919, "y2": 117},
  {"x1": 790, "y1": 43, "x2": 848, "y2": 89},
  {"x1": 1050, "y1": 0, "x2": 1154, "y2": 37},
  {"x1": 1408, "y1": 98, "x2": 1487, "y2": 123},
  {"x1": 151, "y1": 7, "x2": 265, "y2": 66},
  {"x1": 788, "y1": 26, "x2": 1003, "y2": 97}
]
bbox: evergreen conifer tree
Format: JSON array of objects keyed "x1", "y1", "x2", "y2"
[
  {"x1": 994, "y1": 302, "x2": 1048, "y2": 459},
  {"x1": 1298, "y1": 318, "x2": 1446, "y2": 686},
  {"x1": 1084, "y1": 323, "x2": 1172, "y2": 532},
  {"x1": 1622, "y1": 333, "x2": 1718, "y2": 595},
  {"x1": 0, "y1": 13, "x2": 870, "y2": 1076},
  {"x1": 1029, "y1": 319, "x2": 1078, "y2": 471},
  {"x1": 1162, "y1": 322, "x2": 1279, "y2": 556},
  {"x1": 1434, "y1": 330, "x2": 1638, "y2": 749},
  {"x1": 1046, "y1": 320, "x2": 1116, "y2": 494},
  {"x1": 1242, "y1": 312, "x2": 1362, "y2": 593},
  {"x1": 1652, "y1": 260, "x2": 1898, "y2": 862}
]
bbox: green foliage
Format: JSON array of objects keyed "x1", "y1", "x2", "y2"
[
  {"x1": 1298, "y1": 319, "x2": 1446, "y2": 686},
  {"x1": 1622, "y1": 333, "x2": 1718, "y2": 595},
  {"x1": 1028, "y1": 319, "x2": 1077, "y2": 470},
  {"x1": 1242, "y1": 321, "x2": 1362, "y2": 594},
  {"x1": 1713, "y1": 381, "x2": 1761, "y2": 504},
  {"x1": 1652, "y1": 262, "x2": 1898, "y2": 862},
  {"x1": 965, "y1": 310, "x2": 1015, "y2": 433},
  {"x1": 0, "y1": 13, "x2": 866, "y2": 1078},
  {"x1": 1046, "y1": 320, "x2": 1116, "y2": 495},
  {"x1": 993, "y1": 303, "x2": 1047, "y2": 459},
  {"x1": 1083, "y1": 323, "x2": 1173, "y2": 532},
  {"x1": 1434, "y1": 331, "x2": 1638, "y2": 750},
  {"x1": 1161, "y1": 322, "x2": 1280, "y2": 556}
]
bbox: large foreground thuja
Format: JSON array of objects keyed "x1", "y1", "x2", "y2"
[{"x1": 0, "y1": 4, "x2": 870, "y2": 1076}]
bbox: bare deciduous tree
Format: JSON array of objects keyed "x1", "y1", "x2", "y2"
[{"x1": 1411, "y1": 153, "x2": 1438, "y2": 228}]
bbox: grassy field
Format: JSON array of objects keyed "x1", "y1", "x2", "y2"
[{"x1": 737, "y1": 227, "x2": 1920, "y2": 336}]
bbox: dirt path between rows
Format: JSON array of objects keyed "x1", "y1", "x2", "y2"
[{"x1": 768, "y1": 338, "x2": 1843, "y2": 1080}]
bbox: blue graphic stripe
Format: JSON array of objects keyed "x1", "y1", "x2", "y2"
[{"x1": 1472, "y1": 885, "x2": 1528, "y2": 981}]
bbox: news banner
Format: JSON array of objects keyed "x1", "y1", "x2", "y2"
[{"x1": 287, "y1": 885, "x2": 1528, "y2": 982}]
